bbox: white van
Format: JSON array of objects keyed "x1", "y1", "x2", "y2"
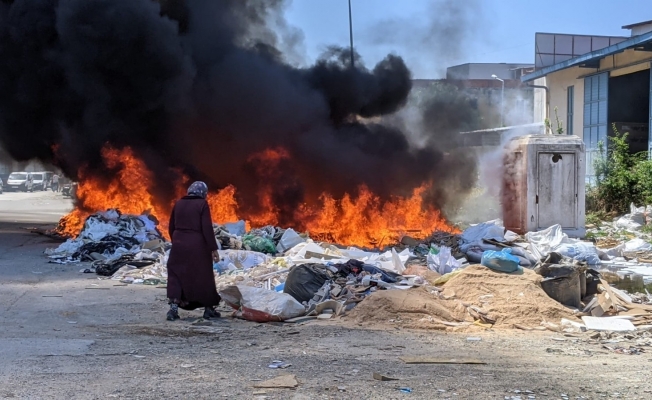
[
  {"x1": 31, "y1": 172, "x2": 46, "y2": 191},
  {"x1": 6, "y1": 172, "x2": 34, "y2": 192}
]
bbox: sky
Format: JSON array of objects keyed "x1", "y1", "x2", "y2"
[{"x1": 284, "y1": 0, "x2": 652, "y2": 79}]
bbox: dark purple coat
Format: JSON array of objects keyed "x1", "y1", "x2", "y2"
[{"x1": 167, "y1": 195, "x2": 220, "y2": 310}]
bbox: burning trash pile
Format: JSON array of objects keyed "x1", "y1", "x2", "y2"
[
  {"x1": 42, "y1": 204, "x2": 652, "y2": 332},
  {"x1": 45, "y1": 209, "x2": 169, "y2": 284}
]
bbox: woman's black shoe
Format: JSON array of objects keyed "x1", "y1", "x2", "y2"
[
  {"x1": 167, "y1": 309, "x2": 180, "y2": 321},
  {"x1": 203, "y1": 307, "x2": 221, "y2": 319}
]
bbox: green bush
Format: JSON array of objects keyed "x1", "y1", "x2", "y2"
[
  {"x1": 633, "y1": 159, "x2": 652, "y2": 205},
  {"x1": 589, "y1": 124, "x2": 649, "y2": 214}
]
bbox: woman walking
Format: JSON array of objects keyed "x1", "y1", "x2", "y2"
[{"x1": 166, "y1": 181, "x2": 221, "y2": 321}]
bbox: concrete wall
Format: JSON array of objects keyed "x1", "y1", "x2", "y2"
[{"x1": 545, "y1": 66, "x2": 585, "y2": 137}]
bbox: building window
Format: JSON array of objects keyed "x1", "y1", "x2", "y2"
[{"x1": 567, "y1": 85, "x2": 574, "y2": 135}]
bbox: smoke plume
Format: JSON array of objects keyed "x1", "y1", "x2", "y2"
[
  {"x1": 0, "y1": 0, "x2": 477, "y2": 225},
  {"x1": 360, "y1": 0, "x2": 485, "y2": 78}
]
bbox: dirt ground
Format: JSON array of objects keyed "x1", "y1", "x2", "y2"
[{"x1": 2, "y1": 194, "x2": 652, "y2": 399}]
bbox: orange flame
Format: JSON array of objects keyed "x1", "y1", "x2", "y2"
[{"x1": 57, "y1": 145, "x2": 457, "y2": 247}]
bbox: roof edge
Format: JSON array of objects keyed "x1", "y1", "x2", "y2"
[
  {"x1": 623, "y1": 20, "x2": 652, "y2": 29},
  {"x1": 521, "y1": 31, "x2": 652, "y2": 82}
]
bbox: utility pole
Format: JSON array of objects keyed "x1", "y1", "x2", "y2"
[{"x1": 348, "y1": 0, "x2": 354, "y2": 68}]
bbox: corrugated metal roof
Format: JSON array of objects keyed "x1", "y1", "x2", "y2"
[{"x1": 522, "y1": 31, "x2": 652, "y2": 82}]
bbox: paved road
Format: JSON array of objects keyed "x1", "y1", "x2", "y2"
[{"x1": 0, "y1": 190, "x2": 73, "y2": 224}]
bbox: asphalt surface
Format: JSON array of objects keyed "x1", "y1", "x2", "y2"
[{"x1": 0, "y1": 189, "x2": 73, "y2": 224}]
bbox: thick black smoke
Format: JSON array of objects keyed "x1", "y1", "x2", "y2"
[{"x1": 0, "y1": 0, "x2": 475, "y2": 225}]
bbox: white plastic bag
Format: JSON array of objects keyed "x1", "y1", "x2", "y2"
[
  {"x1": 525, "y1": 224, "x2": 572, "y2": 260},
  {"x1": 218, "y1": 249, "x2": 271, "y2": 270},
  {"x1": 220, "y1": 285, "x2": 306, "y2": 322},
  {"x1": 276, "y1": 228, "x2": 305, "y2": 254},
  {"x1": 223, "y1": 220, "x2": 246, "y2": 236},
  {"x1": 391, "y1": 248, "x2": 406, "y2": 274},
  {"x1": 427, "y1": 246, "x2": 462, "y2": 275},
  {"x1": 555, "y1": 242, "x2": 601, "y2": 265},
  {"x1": 461, "y1": 219, "x2": 505, "y2": 243},
  {"x1": 615, "y1": 203, "x2": 646, "y2": 231},
  {"x1": 623, "y1": 238, "x2": 652, "y2": 252}
]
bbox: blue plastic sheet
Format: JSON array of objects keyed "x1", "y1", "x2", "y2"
[{"x1": 481, "y1": 248, "x2": 522, "y2": 273}]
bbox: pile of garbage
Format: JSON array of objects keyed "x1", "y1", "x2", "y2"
[
  {"x1": 585, "y1": 203, "x2": 652, "y2": 285},
  {"x1": 42, "y1": 206, "x2": 652, "y2": 333},
  {"x1": 46, "y1": 209, "x2": 165, "y2": 264},
  {"x1": 212, "y1": 221, "x2": 305, "y2": 255}
]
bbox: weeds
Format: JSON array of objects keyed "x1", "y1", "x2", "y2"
[
  {"x1": 589, "y1": 124, "x2": 650, "y2": 214},
  {"x1": 544, "y1": 106, "x2": 565, "y2": 135}
]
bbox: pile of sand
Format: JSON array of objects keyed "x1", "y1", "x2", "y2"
[
  {"x1": 347, "y1": 286, "x2": 468, "y2": 330},
  {"x1": 348, "y1": 265, "x2": 577, "y2": 330}
]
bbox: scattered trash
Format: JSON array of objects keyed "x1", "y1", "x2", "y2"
[
  {"x1": 268, "y1": 360, "x2": 291, "y2": 369},
  {"x1": 398, "y1": 387, "x2": 413, "y2": 393},
  {"x1": 581, "y1": 316, "x2": 636, "y2": 332},
  {"x1": 253, "y1": 375, "x2": 299, "y2": 389},
  {"x1": 372, "y1": 372, "x2": 399, "y2": 381},
  {"x1": 466, "y1": 337, "x2": 482, "y2": 342}
]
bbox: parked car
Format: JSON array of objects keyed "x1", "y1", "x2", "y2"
[
  {"x1": 6, "y1": 172, "x2": 34, "y2": 192},
  {"x1": 31, "y1": 172, "x2": 47, "y2": 191}
]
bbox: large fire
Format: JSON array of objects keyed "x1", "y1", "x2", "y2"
[{"x1": 56, "y1": 146, "x2": 457, "y2": 247}]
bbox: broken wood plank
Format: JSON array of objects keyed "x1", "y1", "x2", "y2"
[{"x1": 399, "y1": 356, "x2": 486, "y2": 365}]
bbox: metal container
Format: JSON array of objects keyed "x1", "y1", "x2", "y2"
[{"x1": 501, "y1": 134, "x2": 586, "y2": 237}]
